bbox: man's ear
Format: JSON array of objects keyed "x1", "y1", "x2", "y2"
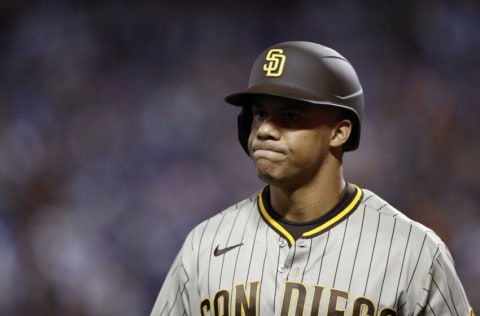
[{"x1": 330, "y1": 119, "x2": 352, "y2": 148}]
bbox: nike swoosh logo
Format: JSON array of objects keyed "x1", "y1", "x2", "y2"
[{"x1": 213, "y1": 243, "x2": 243, "y2": 256}]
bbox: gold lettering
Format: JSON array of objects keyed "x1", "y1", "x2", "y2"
[
  {"x1": 352, "y1": 297, "x2": 375, "y2": 316},
  {"x1": 310, "y1": 285, "x2": 325, "y2": 315},
  {"x1": 201, "y1": 283, "x2": 400, "y2": 315},
  {"x1": 263, "y1": 48, "x2": 286, "y2": 77},
  {"x1": 327, "y1": 289, "x2": 349, "y2": 316},
  {"x1": 280, "y1": 281, "x2": 306, "y2": 316},
  {"x1": 214, "y1": 290, "x2": 230, "y2": 316},
  {"x1": 200, "y1": 298, "x2": 211, "y2": 316},
  {"x1": 235, "y1": 281, "x2": 260, "y2": 316}
]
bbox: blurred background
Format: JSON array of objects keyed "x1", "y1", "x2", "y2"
[{"x1": 0, "y1": 0, "x2": 478, "y2": 314}]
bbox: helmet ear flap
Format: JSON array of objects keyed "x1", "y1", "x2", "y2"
[{"x1": 237, "y1": 108, "x2": 252, "y2": 155}]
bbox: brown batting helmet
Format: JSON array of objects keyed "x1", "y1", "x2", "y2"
[{"x1": 225, "y1": 41, "x2": 364, "y2": 153}]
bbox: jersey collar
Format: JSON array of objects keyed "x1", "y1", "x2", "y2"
[{"x1": 257, "y1": 183, "x2": 363, "y2": 246}]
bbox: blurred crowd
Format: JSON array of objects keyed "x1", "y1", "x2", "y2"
[{"x1": 0, "y1": 0, "x2": 479, "y2": 314}]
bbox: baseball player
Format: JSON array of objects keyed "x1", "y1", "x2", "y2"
[{"x1": 150, "y1": 41, "x2": 474, "y2": 315}]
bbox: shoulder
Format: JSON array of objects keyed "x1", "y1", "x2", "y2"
[
  {"x1": 360, "y1": 188, "x2": 402, "y2": 217},
  {"x1": 198, "y1": 191, "x2": 259, "y2": 229},
  {"x1": 359, "y1": 189, "x2": 472, "y2": 311},
  {"x1": 359, "y1": 188, "x2": 445, "y2": 250},
  {"x1": 172, "y1": 191, "x2": 261, "y2": 272},
  {"x1": 183, "y1": 191, "x2": 260, "y2": 247}
]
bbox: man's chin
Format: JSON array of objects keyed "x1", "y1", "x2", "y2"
[{"x1": 256, "y1": 169, "x2": 287, "y2": 187}]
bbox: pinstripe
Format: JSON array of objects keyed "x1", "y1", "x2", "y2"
[
  {"x1": 436, "y1": 253, "x2": 462, "y2": 316},
  {"x1": 450, "y1": 287, "x2": 461, "y2": 316},
  {"x1": 394, "y1": 223, "x2": 412, "y2": 305},
  {"x1": 208, "y1": 213, "x2": 226, "y2": 296},
  {"x1": 165, "y1": 264, "x2": 187, "y2": 315},
  {"x1": 181, "y1": 263, "x2": 192, "y2": 315},
  {"x1": 431, "y1": 275, "x2": 453, "y2": 314},
  {"x1": 332, "y1": 217, "x2": 349, "y2": 287},
  {"x1": 426, "y1": 303, "x2": 437, "y2": 316},
  {"x1": 435, "y1": 255, "x2": 458, "y2": 315},
  {"x1": 196, "y1": 219, "x2": 210, "y2": 296},
  {"x1": 448, "y1": 283, "x2": 462, "y2": 315},
  {"x1": 364, "y1": 211, "x2": 381, "y2": 295},
  {"x1": 286, "y1": 242, "x2": 298, "y2": 281},
  {"x1": 413, "y1": 242, "x2": 441, "y2": 315},
  {"x1": 179, "y1": 270, "x2": 189, "y2": 314},
  {"x1": 245, "y1": 204, "x2": 261, "y2": 283},
  {"x1": 348, "y1": 206, "x2": 365, "y2": 291},
  {"x1": 259, "y1": 223, "x2": 270, "y2": 313},
  {"x1": 315, "y1": 230, "x2": 330, "y2": 284},
  {"x1": 273, "y1": 233, "x2": 282, "y2": 314},
  {"x1": 377, "y1": 217, "x2": 397, "y2": 304},
  {"x1": 220, "y1": 209, "x2": 242, "y2": 287},
  {"x1": 300, "y1": 239, "x2": 313, "y2": 283},
  {"x1": 362, "y1": 191, "x2": 375, "y2": 203},
  {"x1": 430, "y1": 267, "x2": 454, "y2": 315},
  {"x1": 406, "y1": 234, "x2": 427, "y2": 293},
  {"x1": 158, "y1": 303, "x2": 167, "y2": 315},
  {"x1": 417, "y1": 301, "x2": 425, "y2": 313}
]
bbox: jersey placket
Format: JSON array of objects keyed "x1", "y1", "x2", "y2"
[
  {"x1": 277, "y1": 237, "x2": 291, "y2": 275},
  {"x1": 277, "y1": 238, "x2": 309, "y2": 282}
]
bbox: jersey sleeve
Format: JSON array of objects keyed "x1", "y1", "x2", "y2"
[
  {"x1": 149, "y1": 229, "x2": 198, "y2": 316},
  {"x1": 415, "y1": 244, "x2": 473, "y2": 315}
]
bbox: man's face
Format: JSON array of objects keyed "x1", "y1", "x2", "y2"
[{"x1": 248, "y1": 96, "x2": 343, "y2": 189}]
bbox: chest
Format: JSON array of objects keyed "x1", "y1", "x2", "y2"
[{"x1": 197, "y1": 218, "x2": 410, "y2": 315}]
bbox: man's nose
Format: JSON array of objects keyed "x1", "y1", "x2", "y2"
[{"x1": 256, "y1": 116, "x2": 281, "y2": 140}]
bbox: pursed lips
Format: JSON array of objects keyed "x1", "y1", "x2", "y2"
[{"x1": 251, "y1": 143, "x2": 286, "y2": 156}]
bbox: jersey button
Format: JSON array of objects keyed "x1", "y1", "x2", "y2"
[
  {"x1": 278, "y1": 265, "x2": 285, "y2": 273},
  {"x1": 279, "y1": 239, "x2": 287, "y2": 247}
]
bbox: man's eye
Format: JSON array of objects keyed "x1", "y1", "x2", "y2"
[
  {"x1": 285, "y1": 112, "x2": 301, "y2": 121},
  {"x1": 253, "y1": 110, "x2": 268, "y2": 120}
]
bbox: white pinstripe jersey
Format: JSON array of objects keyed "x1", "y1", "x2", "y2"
[{"x1": 150, "y1": 184, "x2": 474, "y2": 315}]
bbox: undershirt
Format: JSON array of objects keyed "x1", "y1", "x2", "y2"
[{"x1": 261, "y1": 183, "x2": 357, "y2": 240}]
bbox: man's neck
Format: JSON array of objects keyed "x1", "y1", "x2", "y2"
[{"x1": 269, "y1": 177, "x2": 347, "y2": 222}]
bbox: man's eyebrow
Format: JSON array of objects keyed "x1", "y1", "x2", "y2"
[{"x1": 250, "y1": 100, "x2": 313, "y2": 111}]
